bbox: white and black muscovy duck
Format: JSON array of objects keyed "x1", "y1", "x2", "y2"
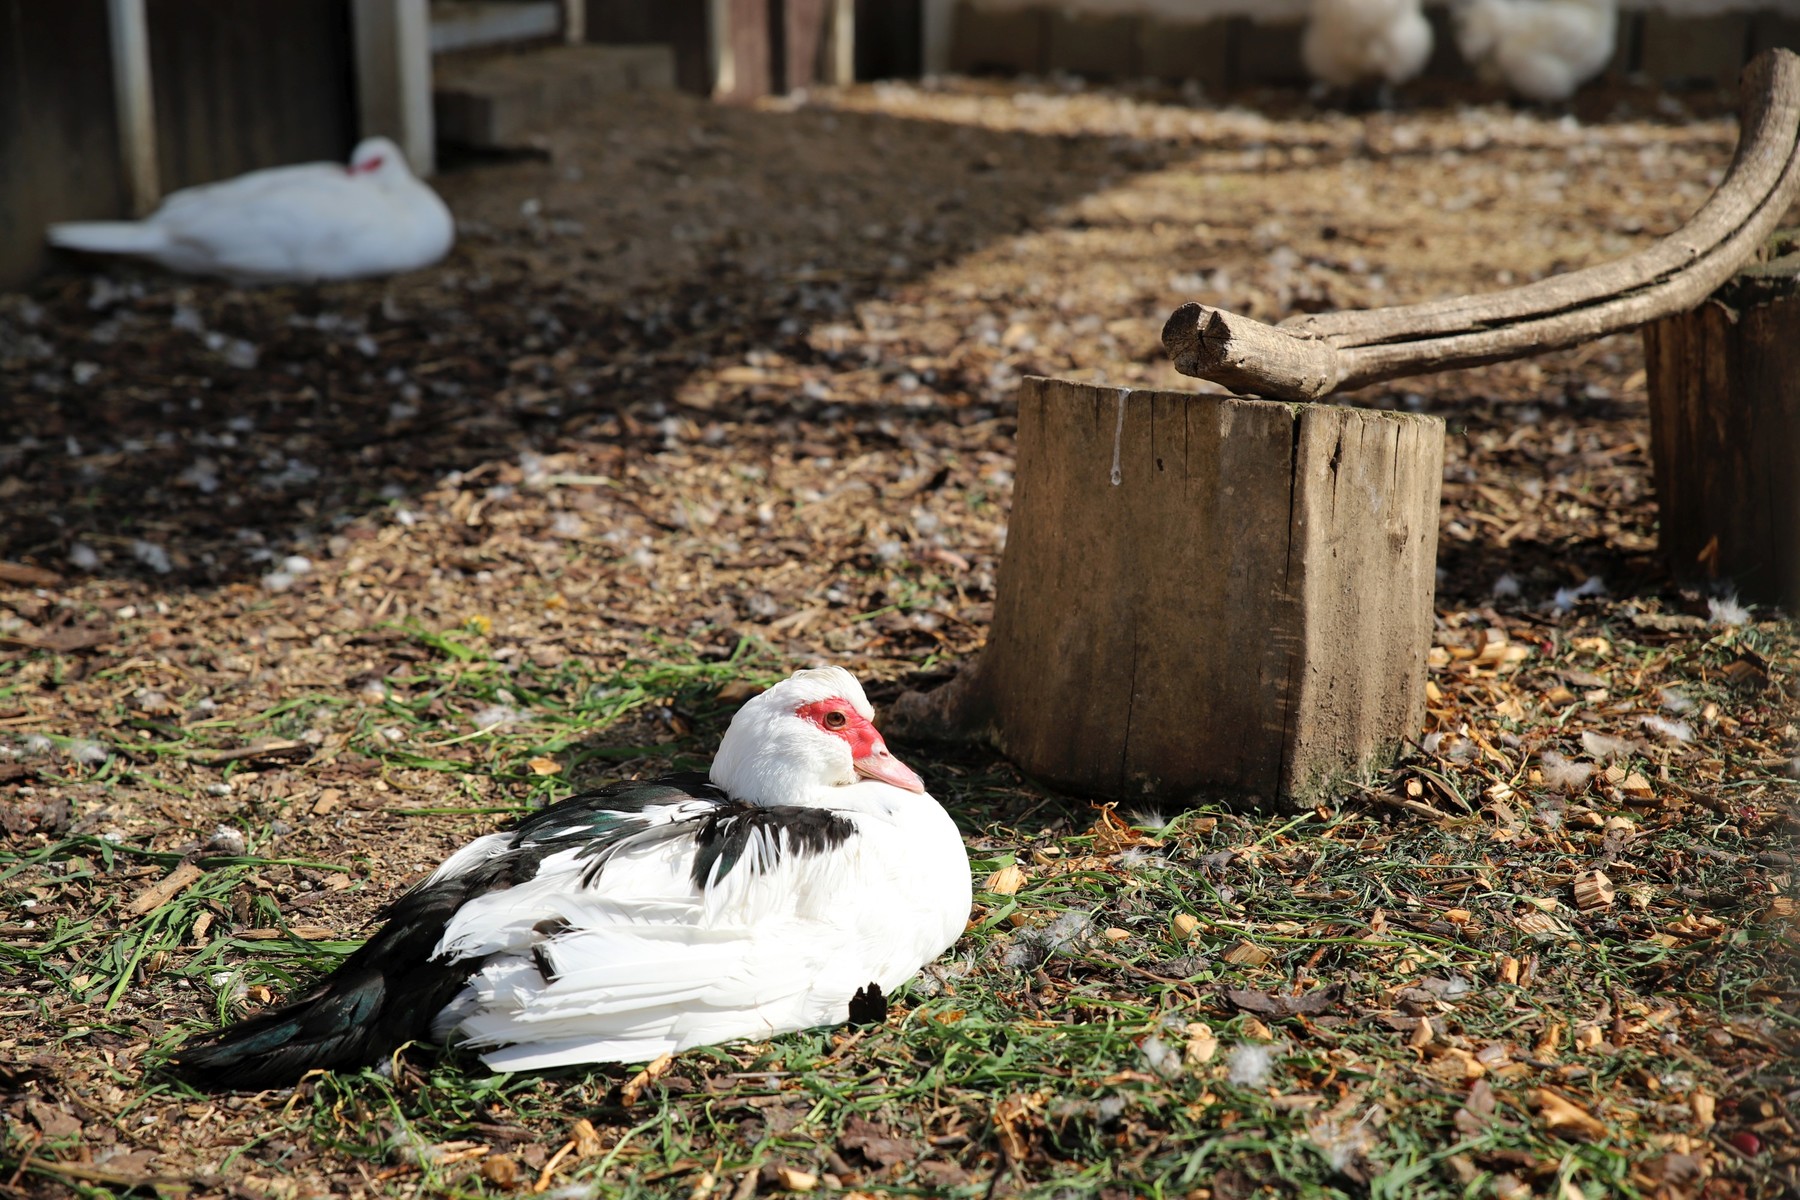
[
  {"x1": 47, "y1": 137, "x2": 454, "y2": 284},
  {"x1": 171, "y1": 667, "x2": 970, "y2": 1090}
]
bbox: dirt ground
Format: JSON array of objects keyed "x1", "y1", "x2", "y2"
[{"x1": 1, "y1": 75, "x2": 1796, "y2": 1200}]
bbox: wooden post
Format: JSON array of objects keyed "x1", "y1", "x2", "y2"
[
  {"x1": 826, "y1": 0, "x2": 854, "y2": 85},
  {"x1": 351, "y1": 0, "x2": 434, "y2": 176},
  {"x1": 561, "y1": 0, "x2": 585, "y2": 43},
  {"x1": 106, "y1": 0, "x2": 159, "y2": 215},
  {"x1": 920, "y1": 0, "x2": 954, "y2": 75},
  {"x1": 893, "y1": 378, "x2": 1444, "y2": 807},
  {"x1": 1643, "y1": 232, "x2": 1800, "y2": 611}
]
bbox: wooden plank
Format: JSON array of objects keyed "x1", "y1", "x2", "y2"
[
  {"x1": 107, "y1": 0, "x2": 160, "y2": 214},
  {"x1": 429, "y1": 1, "x2": 562, "y2": 54},
  {"x1": 894, "y1": 378, "x2": 1444, "y2": 806},
  {"x1": 352, "y1": 0, "x2": 434, "y2": 174}
]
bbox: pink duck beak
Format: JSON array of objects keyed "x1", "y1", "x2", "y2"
[{"x1": 854, "y1": 742, "x2": 925, "y2": 794}]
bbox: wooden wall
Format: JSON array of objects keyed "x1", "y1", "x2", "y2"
[
  {"x1": 148, "y1": 0, "x2": 357, "y2": 192},
  {"x1": 854, "y1": 0, "x2": 922, "y2": 80},
  {"x1": 583, "y1": 0, "x2": 835, "y2": 98},
  {"x1": 1, "y1": 0, "x2": 357, "y2": 290},
  {"x1": 0, "y1": 0, "x2": 130, "y2": 290},
  {"x1": 584, "y1": 0, "x2": 712, "y2": 93}
]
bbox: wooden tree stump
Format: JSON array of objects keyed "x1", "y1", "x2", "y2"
[
  {"x1": 893, "y1": 377, "x2": 1444, "y2": 806},
  {"x1": 1642, "y1": 230, "x2": 1800, "y2": 610}
]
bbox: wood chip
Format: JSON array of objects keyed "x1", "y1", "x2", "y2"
[
  {"x1": 0, "y1": 561, "x2": 63, "y2": 587},
  {"x1": 1531, "y1": 1088, "x2": 1608, "y2": 1141},
  {"x1": 983, "y1": 864, "x2": 1025, "y2": 895},
  {"x1": 1171, "y1": 913, "x2": 1200, "y2": 941},
  {"x1": 0, "y1": 626, "x2": 112, "y2": 653},
  {"x1": 771, "y1": 1166, "x2": 817, "y2": 1192},
  {"x1": 1223, "y1": 939, "x2": 1272, "y2": 966},
  {"x1": 1572, "y1": 870, "x2": 1616, "y2": 912},
  {"x1": 620, "y1": 1052, "x2": 674, "y2": 1105},
  {"x1": 570, "y1": 1118, "x2": 603, "y2": 1158},
  {"x1": 125, "y1": 861, "x2": 203, "y2": 916},
  {"x1": 1184, "y1": 1023, "x2": 1218, "y2": 1065}
]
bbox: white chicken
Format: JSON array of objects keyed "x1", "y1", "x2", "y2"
[
  {"x1": 47, "y1": 137, "x2": 453, "y2": 284},
  {"x1": 1454, "y1": 0, "x2": 1618, "y2": 102},
  {"x1": 1302, "y1": 0, "x2": 1434, "y2": 90}
]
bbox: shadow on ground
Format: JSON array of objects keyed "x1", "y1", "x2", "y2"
[{"x1": 0, "y1": 88, "x2": 1200, "y2": 589}]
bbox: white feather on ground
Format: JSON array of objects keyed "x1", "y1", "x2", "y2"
[
  {"x1": 1539, "y1": 750, "x2": 1596, "y2": 792},
  {"x1": 1226, "y1": 1043, "x2": 1278, "y2": 1086},
  {"x1": 1707, "y1": 594, "x2": 1753, "y2": 626},
  {"x1": 1580, "y1": 730, "x2": 1640, "y2": 760},
  {"x1": 1454, "y1": 0, "x2": 1618, "y2": 102},
  {"x1": 1640, "y1": 714, "x2": 1696, "y2": 744},
  {"x1": 1302, "y1": 0, "x2": 1434, "y2": 87}
]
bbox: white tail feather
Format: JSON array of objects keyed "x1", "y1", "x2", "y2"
[{"x1": 48, "y1": 221, "x2": 170, "y2": 256}]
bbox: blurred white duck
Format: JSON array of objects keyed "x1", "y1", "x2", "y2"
[
  {"x1": 1454, "y1": 0, "x2": 1617, "y2": 102},
  {"x1": 1303, "y1": 0, "x2": 1435, "y2": 92},
  {"x1": 48, "y1": 137, "x2": 454, "y2": 284},
  {"x1": 171, "y1": 667, "x2": 972, "y2": 1088}
]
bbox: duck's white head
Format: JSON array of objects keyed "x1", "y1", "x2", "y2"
[
  {"x1": 709, "y1": 666, "x2": 925, "y2": 807},
  {"x1": 347, "y1": 137, "x2": 413, "y2": 183}
]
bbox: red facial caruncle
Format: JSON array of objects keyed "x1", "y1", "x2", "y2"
[
  {"x1": 795, "y1": 698, "x2": 925, "y2": 794},
  {"x1": 349, "y1": 154, "x2": 386, "y2": 176}
]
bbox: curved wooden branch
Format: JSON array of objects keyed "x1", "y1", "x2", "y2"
[{"x1": 1162, "y1": 48, "x2": 1800, "y2": 402}]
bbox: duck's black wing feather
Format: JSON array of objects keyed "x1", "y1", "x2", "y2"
[{"x1": 168, "y1": 774, "x2": 729, "y2": 1091}]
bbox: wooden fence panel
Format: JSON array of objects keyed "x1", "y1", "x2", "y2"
[
  {"x1": 147, "y1": 0, "x2": 357, "y2": 192},
  {"x1": 0, "y1": 0, "x2": 128, "y2": 289}
]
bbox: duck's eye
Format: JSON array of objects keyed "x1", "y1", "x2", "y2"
[{"x1": 824, "y1": 710, "x2": 848, "y2": 730}]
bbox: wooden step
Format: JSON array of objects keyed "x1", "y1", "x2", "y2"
[
  {"x1": 430, "y1": 2, "x2": 563, "y2": 56},
  {"x1": 433, "y1": 42, "x2": 675, "y2": 148}
]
